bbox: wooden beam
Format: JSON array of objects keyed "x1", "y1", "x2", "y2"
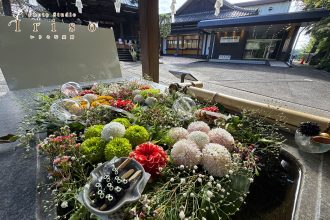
[
  {"x1": 139, "y1": 0, "x2": 159, "y2": 83},
  {"x1": 1, "y1": 0, "x2": 12, "y2": 16}
]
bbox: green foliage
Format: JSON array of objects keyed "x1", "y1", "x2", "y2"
[
  {"x1": 81, "y1": 105, "x2": 124, "y2": 126},
  {"x1": 124, "y1": 125, "x2": 150, "y2": 146},
  {"x1": 84, "y1": 125, "x2": 104, "y2": 139},
  {"x1": 159, "y1": 13, "x2": 172, "y2": 39},
  {"x1": 304, "y1": 0, "x2": 330, "y2": 71},
  {"x1": 111, "y1": 118, "x2": 131, "y2": 128},
  {"x1": 81, "y1": 137, "x2": 106, "y2": 163},
  {"x1": 104, "y1": 138, "x2": 132, "y2": 160}
]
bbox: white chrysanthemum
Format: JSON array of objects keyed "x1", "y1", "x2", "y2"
[
  {"x1": 208, "y1": 128, "x2": 235, "y2": 151},
  {"x1": 145, "y1": 97, "x2": 157, "y2": 106},
  {"x1": 101, "y1": 122, "x2": 125, "y2": 141},
  {"x1": 168, "y1": 127, "x2": 189, "y2": 142},
  {"x1": 133, "y1": 94, "x2": 145, "y2": 104},
  {"x1": 187, "y1": 131, "x2": 210, "y2": 150},
  {"x1": 202, "y1": 143, "x2": 233, "y2": 177},
  {"x1": 171, "y1": 140, "x2": 202, "y2": 168},
  {"x1": 187, "y1": 121, "x2": 210, "y2": 133}
]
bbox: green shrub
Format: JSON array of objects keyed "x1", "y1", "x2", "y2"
[
  {"x1": 104, "y1": 138, "x2": 132, "y2": 161},
  {"x1": 124, "y1": 125, "x2": 150, "y2": 146},
  {"x1": 81, "y1": 137, "x2": 106, "y2": 163},
  {"x1": 84, "y1": 125, "x2": 104, "y2": 139}
]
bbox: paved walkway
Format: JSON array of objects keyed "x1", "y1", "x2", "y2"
[
  {"x1": 0, "y1": 68, "x2": 9, "y2": 96},
  {"x1": 121, "y1": 57, "x2": 330, "y2": 118}
]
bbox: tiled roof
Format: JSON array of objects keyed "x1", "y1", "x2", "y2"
[
  {"x1": 174, "y1": 9, "x2": 258, "y2": 23},
  {"x1": 121, "y1": 0, "x2": 138, "y2": 8}
]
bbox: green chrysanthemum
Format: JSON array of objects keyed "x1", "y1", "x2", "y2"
[
  {"x1": 84, "y1": 125, "x2": 104, "y2": 139},
  {"x1": 140, "y1": 89, "x2": 160, "y2": 98},
  {"x1": 104, "y1": 138, "x2": 132, "y2": 161},
  {"x1": 124, "y1": 125, "x2": 150, "y2": 146},
  {"x1": 111, "y1": 118, "x2": 131, "y2": 129},
  {"x1": 81, "y1": 137, "x2": 106, "y2": 163}
]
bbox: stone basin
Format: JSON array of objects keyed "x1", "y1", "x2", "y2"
[
  {"x1": 234, "y1": 149, "x2": 302, "y2": 220},
  {"x1": 0, "y1": 78, "x2": 329, "y2": 220}
]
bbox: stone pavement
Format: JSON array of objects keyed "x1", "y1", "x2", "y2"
[
  {"x1": 0, "y1": 68, "x2": 9, "y2": 96},
  {"x1": 121, "y1": 57, "x2": 330, "y2": 118}
]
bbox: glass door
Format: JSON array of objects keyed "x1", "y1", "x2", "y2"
[{"x1": 244, "y1": 39, "x2": 282, "y2": 60}]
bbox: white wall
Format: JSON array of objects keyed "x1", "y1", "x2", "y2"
[{"x1": 243, "y1": 2, "x2": 292, "y2": 15}]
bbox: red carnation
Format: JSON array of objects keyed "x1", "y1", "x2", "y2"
[
  {"x1": 201, "y1": 106, "x2": 219, "y2": 112},
  {"x1": 130, "y1": 142, "x2": 168, "y2": 177}
]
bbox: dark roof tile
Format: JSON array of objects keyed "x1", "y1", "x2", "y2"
[{"x1": 174, "y1": 9, "x2": 258, "y2": 23}]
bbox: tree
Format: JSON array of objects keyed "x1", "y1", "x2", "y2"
[
  {"x1": 1, "y1": 0, "x2": 12, "y2": 16},
  {"x1": 159, "y1": 13, "x2": 171, "y2": 39},
  {"x1": 304, "y1": 0, "x2": 330, "y2": 71}
]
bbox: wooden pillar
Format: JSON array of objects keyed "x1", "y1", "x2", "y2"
[
  {"x1": 139, "y1": 0, "x2": 159, "y2": 83},
  {"x1": 196, "y1": 32, "x2": 201, "y2": 58},
  {"x1": 2, "y1": 0, "x2": 12, "y2": 16},
  {"x1": 120, "y1": 22, "x2": 124, "y2": 40},
  {"x1": 176, "y1": 34, "x2": 179, "y2": 55},
  {"x1": 208, "y1": 32, "x2": 215, "y2": 60}
]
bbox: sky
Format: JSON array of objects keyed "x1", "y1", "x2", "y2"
[{"x1": 159, "y1": 0, "x2": 309, "y2": 49}]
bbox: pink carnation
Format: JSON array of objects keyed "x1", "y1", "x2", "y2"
[
  {"x1": 187, "y1": 121, "x2": 210, "y2": 133},
  {"x1": 208, "y1": 128, "x2": 235, "y2": 151}
]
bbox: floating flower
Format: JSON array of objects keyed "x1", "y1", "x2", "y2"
[
  {"x1": 187, "y1": 121, "x2": 210, "y2": 133},
  {"x1": 112, "y1": 99, "x2": 135, "y2": 111},
  {"x1": 104, "y1": 138, "x2": 132, "y2": 161},
  {"x1": 145, "y1": 97, "x2": 157, "y2": 106},
  {"x1": 101, "y1": 122, "x2": 126, "y2": 142},
  {"x1": 140, "y1": 89, "x2": 160, "y2": 98},
  {"x1": 81, "y1": 137, "x2": 106, "y2": 163},
  {"x1": 208, "y1": 128, "x2": 235, "y2": 151},
  {"x1": 83, "y1": 94, "x2": 98, "y2": 103},
  {"x1": 61, "y1": 201, "x2": 68, "y2": 209},
  {"x1": 130, "y1": 142, "x2": 168, "y2": 176},
  {"x1": 111, "y1": 118, "x2": 131, "y2": 129},
  {"x1": 140, "y1": 85, "x2": 151, "y2": 90},
  {"x1": 132, "y1": 89, "x2": 141, "y2": 96},
  {"x1": 187, "y1": 131, "x2": 210, "y2": 149},
  {"x1": 202, "y1": 143, "x2": 233, "y2": 177},
  {"x1": 171, "y1": 140, "x2": 202, "y2": 168},
  {"x1": 79, "y1": 90, "x2": 95, "y2": 96},
  {"x1": 84, "y1": 125, "x2": 104, "y2": 139},
  {"x1": 201, "y1": 106, "x2": 219, "y2": 112},
  {"x1": 124, "y1": 125, "x2": 150, "y2": 146},
  {"x1": 133, "y1": 94, "x2": 145, "y2": 104},
  {"x1": 91, "y1": 96, "x2": 114, "y2": 108},
  {"x1": 168, "y1": 127, "x2": 189, "y2": 142}
]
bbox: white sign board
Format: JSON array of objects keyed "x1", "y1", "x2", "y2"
[
  {"x1": 0, "y1": 16, "x2": 122, "y2": 90},
  {"x1": 218, "y1": 55, "x2": 231, "y2": 60},
  {"x1": 220, "y1": 36, "x2": 240, "y2": 44}
]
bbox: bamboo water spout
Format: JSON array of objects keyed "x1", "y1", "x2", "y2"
[{"x1": 171, "y1": 82, "x2": 330, "y2": 133}]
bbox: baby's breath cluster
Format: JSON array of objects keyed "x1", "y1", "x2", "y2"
[{"x1": 126, "y1": 163, "x2": 253, "y2": 219}]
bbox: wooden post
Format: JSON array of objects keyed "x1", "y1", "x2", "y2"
[
  {"x1": 2, "y1": 0, "x2": 12, "y2": 16},
  {"x1": 139, "y1": 0, "x2": 159, "y2": 83}
]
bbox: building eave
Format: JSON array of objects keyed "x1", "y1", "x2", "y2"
[{"x1": 198, "y1": 9, "x2": 330, "y2": 28}]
